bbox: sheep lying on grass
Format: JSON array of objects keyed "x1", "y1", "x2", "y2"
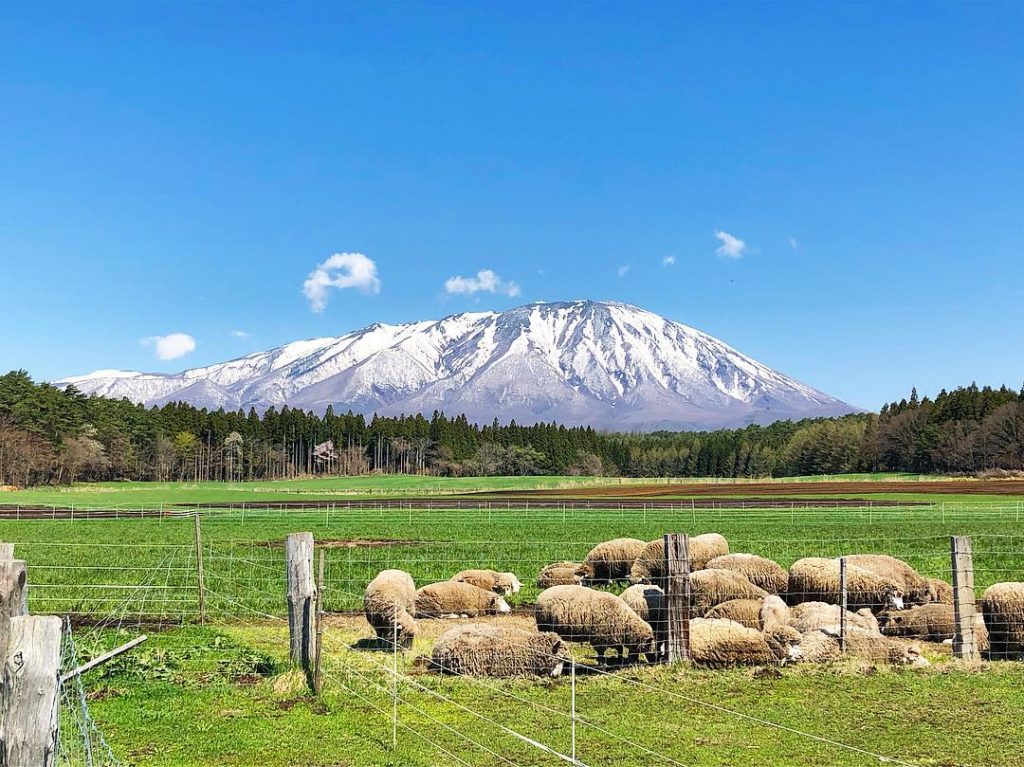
[
  {"x1": 537, "y1": 562, "x2": 594, "y2": 589},
  {"x1": 430, "y1": 624, "x2": 571, "y2": 678},
  {"x1": 629, "y1": 533, "x2": 729, "y2": 584},
  {"x1": 798, "y1": 625, "x2": 930, "y2": 667},
  {"x1": 788, "y1": 557, "x2": 904, "y2": 612},
  {"x1": 843, "y1": 554, "x2": 930, "y2": 605},
  {"x1": 451, "y1": 569, "x2": 522, "y2": 595},
  {"x1": 704, "y1": 599, "x2": 763, "y2": 629},
  {"x1": 364, "y1": 570, "x2": 418, "y2": 649},
  {"x1": 925, "y1": 577, "x2": 954, "y2": 606},
  {"x1": 706, "y1": 553, "x2": 788, "y2": 595},
  {"x1": 787, "y1": 602, "x2": 881, "y2": 636},
  {"x1": 583, "y1": 538, "x2": 647, "y2": 584},
  {"x1": 879, "y1": 604, "x2": 989, "y2": 653},
  {"x1": 415, "y1": 581, "x2": 512, "y2": 618},
  {"x1": 981, "y1": 582, "x2": 1024, "y2": 659},
  {"x1": 688, "y1": 598, "x2": 802, "y2": 668},
  {"x1": 620, "y1": 584, "x2": 666, "y2": 659},
  {"x1": 690, "y1": 569, "x2": 769, "y2": 616},
  {"x1": 535, "y1": 585, "x2": 655, "y2": 664}
]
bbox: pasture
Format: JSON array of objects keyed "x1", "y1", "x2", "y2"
[{"x1": 4, "y1": 477, "x2": 1024, "y2": 766}]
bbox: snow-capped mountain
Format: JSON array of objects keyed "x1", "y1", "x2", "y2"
[{"x1": 56, "y1": 301, "x2": 858, "y2": 430}]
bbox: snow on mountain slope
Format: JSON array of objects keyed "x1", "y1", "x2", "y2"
[{"x1": 55, "y1": 301, "x2": 858, "y2": 430}]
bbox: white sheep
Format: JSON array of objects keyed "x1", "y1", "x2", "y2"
[
  {"x1": 430, "y1": 624, "x2": 571, "y2": 678},
  {"x1": 451, "y1": 569, "x2": 522, "y2": 595},
  {"x1": 415, "y1": 581, "x2": 512, "y2": 618},
  {"x1": 535, "y1": 584, "x2": 655, "y2": 664},
  {"x1": 583, "y1": 538, "x2": 647, "y2": 584},
  {"x1": 364, "y1": 569, "x2": 418, "y2": 649},
  {"x1": 788, "y1": 557, "x2": 904, "y2": 613}
]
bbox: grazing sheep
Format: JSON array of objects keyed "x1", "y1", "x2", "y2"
[
  {"x1": 879, "y1": 603, "x2": 955, "y2": 642},
  {"x1": 430, "y1": 624, "x2": 571, "y2": 678},
  {"x1": 925, "y1": 578, "x2": 954, "y2": 606},
  {"x1": 787, "y1": 557, "x2": 904, "y2": 613},
  {"x1": 787, "y1": 602, "x2": 881, "y2": 636},
  {"x1": 535, "y1": 585, "x2": 655, "y2": 664},
  {"x1": 629, "y1": 533, "x2": 730, "y2": 584},
  {"x1": 451, "y1": 569, "x2": 522, "y2": 595},
  {"x1": 798, "y1": 625, "x2": 930, "y2": 667},
  {"x1": 980, "y1": 582, "x2": 1024, "y2": 658},
  {"x1": 843, "y1": 554, "x2": 931, "y2": 605},
  {"x1": 415, "y1": 581, "x2": 512, "y2": 619},
  {"x1": 704, "y1": 599, "x2": 764, "y2": 629},
  {"x1": 690, "y1": 569, "x2": 769, "y2": 616},
  {"x1": 364, "y1": 569, "x2": 418, "y2": 649},
  {"x1": 706, "y1": 553, "x2": 789, "y2": 595},
  {"x1": 688, "y1": 616, "x2": 803, "y2": 668},
  {"x1": 537, "y1": 561, "x2": 594, "y2": 589},
  {"x1": 620, "y1": 584, "x2": 666, "y2": 658},
  {"x1": 583, "y1": 538, "x2": 647, "y2": 584}
]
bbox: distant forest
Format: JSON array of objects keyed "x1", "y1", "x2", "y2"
[{"x1": 1, "y1": 370, "x2": 1022, "y2": 486}]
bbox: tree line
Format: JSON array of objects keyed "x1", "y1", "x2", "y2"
[{"x1": 1, "y1": 370, "x2": 1022, "y2": 486}]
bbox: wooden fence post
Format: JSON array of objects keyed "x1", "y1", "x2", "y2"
[
  {"x1": 286, "y1": 532, "x2": 317, "y2": 688},
  {"x1": 0, "y1": 543, "x2": 13, "y2": 560},
  {"x1": 950, "y1": 536, "x2": 980, "y2": 661},
  {"x1": 1, "y1": 559, "x2": 28, "y2": 655},
  {"x1": 194, "y1": 514, "x2": 206, "y2": 625},
  {"x1": 0, "y1": 615, "x2": 62, "y2": 767},
  {"x1": 663, "y1": 533, "x2": 691, "y2": 663},
  {"x1": 838, "y1": 557, "x2": 848, "y2": 654}
]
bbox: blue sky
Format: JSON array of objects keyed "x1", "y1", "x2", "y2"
[{"x1": 1, "y1": 2, "x2": 1022, "y2": 410}]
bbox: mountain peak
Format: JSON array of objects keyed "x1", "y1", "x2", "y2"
[{"x1": 57, "y1": 301, "x2": 857, "y2": 430}]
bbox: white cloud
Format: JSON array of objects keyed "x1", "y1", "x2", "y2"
[
  {"x1": 662, "y1": 255, "x2": 676, "y2": 267},
  {"x1": 303, "y1": 252, "x2": 381, "y2": 313},
  {"x1": 617, "y1": 265, "x2": 630, "y2": 277},
  {"x1": 788, "y1": 237, "x2": 799, "y2": 249},
  {"x1": 714, "y1": 230, "x2": 747, "y2": 259},
  {"x1": 142, "y1": 333, "x2": 196, "y2": 361},
  {"x1": 230, "y1": 329, "x2": 251, "y2": 339},
  {"x1": 444, "y1": 269, "x2": 520, "y2": 297}
]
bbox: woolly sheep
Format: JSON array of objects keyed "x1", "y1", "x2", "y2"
[
  {"x1": 430, "y1": 624, "x2": 571, "y2": 678},
  {"x1": 583, "y1": 538, "x2": 647, "y2": 584},
  {"x1": 878, "y1": 604, "x2": 989, "y2": 654},
  {"x1": 690, "y1": 569, "x2": 769, "y2": 616},
  {"x1": 364, "y1": 569, "x2": 418, "y2": 649},
  {"x1": 451, "y1": 569, "x2": 523, "y2": 595},
  {"x1": 704, "y1": 599, "x2": 763, "y2": 629},
  {"x1": 787, "y1": 557, "x2": 904, "y2": 612},
  {"x1": 629, "y1": 533, "x2": 730, "y2": 584},
  {"x1": 798, "y1": 625, "x2": 929, "y2": 667},
  {"x1": 687, "y1": 616, "x2": 803, "y2": 668},
  {"x1": 706, "y1": 553, "x2": 788, "y2": 595},
  {"x1": 415, "y1": 581, "x2": 512, "y2": 619},
  {"x1": 535, "y1": 585, "x2": 656, "y2": 663},
  {"x1": 843, "y1": 554, "x2": 930, "y2": 605},
  {"x1": 980, "y1": 582, "x2": 1024, "y2": 658},
  {"x1": 620, "y1": 584, "x2": 666, "y2": 659},
  {"x1": 787, "y1": 602, "x2": 881, "y2": 636},
  {"x1": 925, "y1": 578, "x2": 954, "y2": 606},
  {"x1": 537, "y1": 561, "x2": 594, "y2": 589}
]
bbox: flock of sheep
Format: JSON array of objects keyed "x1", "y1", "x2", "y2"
[{"x1": 362, "y1": 533, "x2": 1024, "y2": 678}]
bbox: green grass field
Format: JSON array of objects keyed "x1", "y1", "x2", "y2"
[{"x1": 6, "y1": 476, "x2": 1024, "y2": 766}]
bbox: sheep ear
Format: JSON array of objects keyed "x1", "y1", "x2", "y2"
[{"x1": 821, "y1": 627, "x2": 841, "y2": 639}]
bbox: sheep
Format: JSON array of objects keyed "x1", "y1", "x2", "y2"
[
  {"x1": 535, "y1": 585, "x2": 655, "y2": 664},
  {"x1": 629, "y1": 533, "x2": 730, "y2": 584},
  {"x1": 415, "y1": 581, "x2": 512, "y2": 619},
  {"x1": 925, "y1": 578, "x2": 954, "y2": 606},
  {"x1": 842, "y1": 554, "x2": 931, "y2": 605},
  {"x1": 706, "y1": 553, "x2": 788, "y2": 595},
  {"x1": 787, "y1": 557, "x2": 904, "y2": 613},
  {"x1": 980, "y1": 582, "x2": 1024, "y2": 659},
  {"x1": 878, "y1": 603, "x2": 955, "y2": 642},
  {"x1": 537, "y1": 561, "x2": 594, "y2": 589},
  {"x1": 430, "y1": 624, "x2": 571, "y2": 678},
  {"x1": 620, "y1": 584, "x2": 666, "y2": 659},
  {"x1": 364, "y1": 569, "x2": 418, "y2": 649},
  {"x1": 704, "y1": 599, "x2": 763, "y2": 629},
  {"x1": 583, "y1": 538, "x2": 647, "y2": 584},
  {"x1": 687, "y1": 602, "x2": 803, "y2": 669},
  {"x1": 787, "y1": 602, "x2": 881, "y2": 636},
  {"x1": 451, "y1": 569, "x2": 522, "y2": 595},
  {"x1": 689, "y1": 569, "x2": 769, "y2": 616},
  {"x1": 798, "y1": 625, "x2": 929, "y2": 667}
]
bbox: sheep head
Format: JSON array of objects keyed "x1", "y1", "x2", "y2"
[
  {"x1": 883, "y1": 584, "x2": 906, "y2": 611},
  {"x1": 764, "y1": 625, "x2": 803, "y2": 664}
]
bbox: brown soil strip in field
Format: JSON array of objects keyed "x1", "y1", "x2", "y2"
[{"x1": 261, "y1": 538, "x2": 424, "y2": 549}]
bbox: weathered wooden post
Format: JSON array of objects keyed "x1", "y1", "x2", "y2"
[
  {"x1": 950, "y1": 536, "x2": 980, "y2": 661},
  {"x1": 838, "y1": 557, "x2": 848, "y2": 653},
  {"x1": 663, "y1": 533, "x2": 691, "y2": 663},
  {"x1": 0, "y1": 615, "x2": 62, "y2": 767},
  {"x1": 194, "y1": 513, "x2": 207, "y2": 625},
  {"x1": 1, "y1": 558, "x2": 28, "y2": 654},
  {"x1": 0, "y1": 543, "x2": 13, "y2": 560},
  {"x1": 286, "y1": 532, "x2": 317, "y2": 687}
]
